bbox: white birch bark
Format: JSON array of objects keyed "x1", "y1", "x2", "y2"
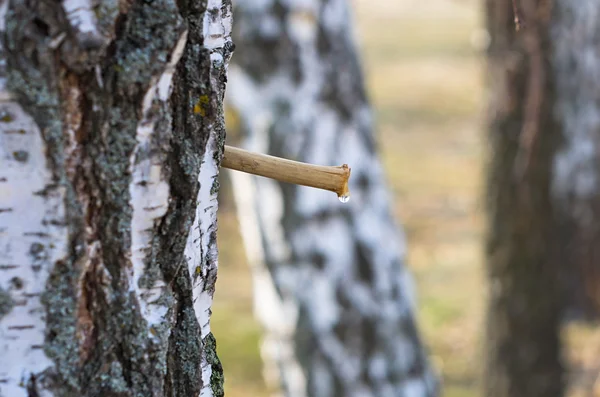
[
  {"x1": 0, "y1": 0, "x2": 233, "y2": 395},
  {"x1": 226, "y1": 0, "x2": 438, "y2": 396}
]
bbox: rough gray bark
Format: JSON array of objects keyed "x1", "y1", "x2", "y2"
[
  {"x1": 0, "y1": 0, "x2": 233, "y2": 396},
  {"x1": 484, "y1": 0, "x2": 565, "y2": 396},
  {"x1": 226, "y1": 1, "x2": 438, "y2": 396}
]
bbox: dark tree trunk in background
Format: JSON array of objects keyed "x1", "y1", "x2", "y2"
[
  {"x1": 0, "y1": 0, "x2": 233, "y2": 395},
  {"x1": 486, "y1": 0, "x2": 600, "y2": 394},
  {"x1": 484, "y1": 0, "x2": 566, "y2": 396},
  {"x1": 226, "y1": 0, "x2": 438, "y2": 396}
]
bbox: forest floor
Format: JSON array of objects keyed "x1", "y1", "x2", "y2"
[{"x1": 212, "y1": 0, "x2": 600, "y2": 396}]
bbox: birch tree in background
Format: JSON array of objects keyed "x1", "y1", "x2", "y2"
[
  {"x1": 485, "y1": 0, "x2": 600, "y2": 396},
  {"x1": 226, "y1": 0, "x2": 438, "y2": 396},
  {"x1": 0, "y1": 0, "x2": 232, "y2": 395},
  {"x1": 551, "y1": 2, "x2": 600, "y2": 323}
]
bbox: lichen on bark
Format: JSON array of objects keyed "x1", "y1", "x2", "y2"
[{"x1": 0, "y1": 286, "x2": 14, "y2": 319}]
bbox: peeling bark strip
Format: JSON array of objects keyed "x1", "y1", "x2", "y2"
[
  {"x1": 227, "y1": 0, "x2": 438, "y2": 396},
  {"x1": 0, "y1": 0, "x2": 232, "y2": 395}
]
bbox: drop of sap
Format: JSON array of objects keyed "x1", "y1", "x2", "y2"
[{"x1": 338, "y1": 195, "x2": 350, "y2": 203}]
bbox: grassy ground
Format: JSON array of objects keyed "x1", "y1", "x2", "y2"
[
  {"x1": 212, "y1": 1, "x2": 600, "y2": 396},
  {"x1": 356, "y1": 1, "x2": 484, "y2": 396}
]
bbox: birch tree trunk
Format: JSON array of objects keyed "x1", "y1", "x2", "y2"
[
  {"x1": 225, "y1": 1, "x2": 438, "y2": 396},
  {"x1": 551, "y1": 1, "x2": 600, "y2": 322},
  {"x1": 0, "y1": 0, "x2": 233, "y2": 395}
]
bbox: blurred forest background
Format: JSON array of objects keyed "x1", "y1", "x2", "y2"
[{"x1": 211, "y1": 0, "x2": 600, "y2": 396}]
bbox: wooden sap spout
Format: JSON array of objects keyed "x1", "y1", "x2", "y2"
[{"x1": 221, "y1": 145, "x2": 351, "y2": 200}]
